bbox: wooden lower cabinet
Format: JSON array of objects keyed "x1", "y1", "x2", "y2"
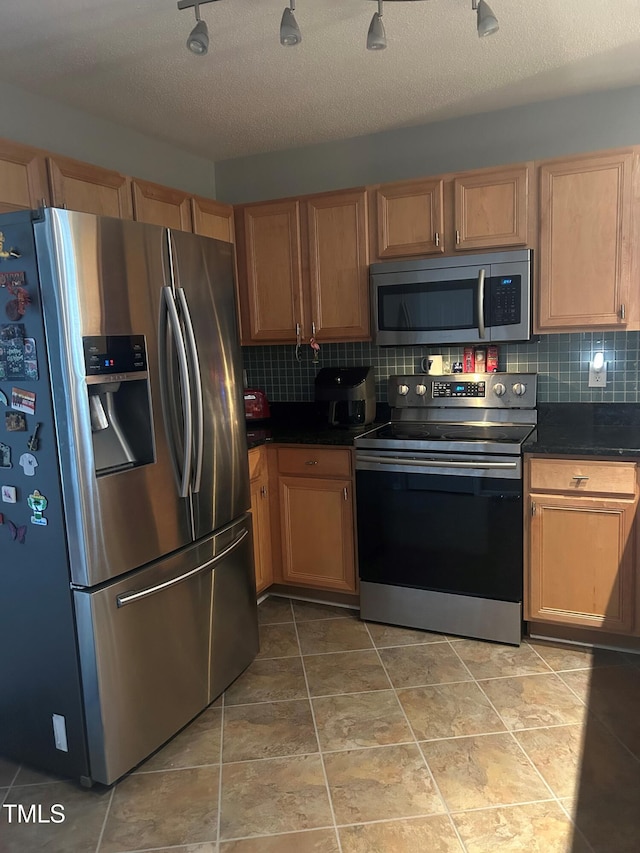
[
  {"x1": 248, "y1": 447, "x2": 273, "y2": 595},
  {"x1": 275, "y1": 446, "x2": 357, "y2": 593},
  {"x1": 526, "y1": 457, "x2": 639, "y2": 635}
]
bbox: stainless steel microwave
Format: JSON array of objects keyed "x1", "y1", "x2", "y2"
[{"x1": 371, "y1": 249, "x2": 532, "y2": 346}]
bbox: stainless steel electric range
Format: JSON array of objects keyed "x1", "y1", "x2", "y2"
[{"x1": 354, "y1": 372, "x2": 537, "y2": 645}]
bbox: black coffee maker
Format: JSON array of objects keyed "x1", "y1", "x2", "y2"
[{"x1": 314, "y1": 366, "x2": 376, "y2": 428}]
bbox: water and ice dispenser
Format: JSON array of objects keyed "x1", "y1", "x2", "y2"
[{"x1": 83, "y1": 335, "x2": 154, "y2": 475}]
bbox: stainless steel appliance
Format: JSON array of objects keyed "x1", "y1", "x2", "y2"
[
  {"x1": 314, "y1": 366, "x2": 376, "y2": 428},
  {"x1": 354, "y1": 372, "x2": 537, "y2": 645},
  {"x1": 371, "y1": 249, "x2": 532, "y2": 346},
  {"x1": 0, "y1": 208, "x2": 258, "y2": 786}
]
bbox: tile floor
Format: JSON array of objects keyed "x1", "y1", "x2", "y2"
[{"x1": 2, "y1": 595, "x2": 640, "y2": 852}]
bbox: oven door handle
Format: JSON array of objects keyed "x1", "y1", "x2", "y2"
[{"x1": 356, "y1": 454, "x2": 518, "y2": 470}]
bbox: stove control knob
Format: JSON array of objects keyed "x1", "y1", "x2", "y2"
[
  {"x1": 512, "y1": 382, "x2": 527, "y2": 396},
  {"x1": 493, "y1": 383, "x2": 507, "y2": 397},
  {"x1": 415, "y1": 384, "x2": 427, "y2": 396},
  {"x1": 397, "y1": 384, "x2": 410, "y2": 396}
]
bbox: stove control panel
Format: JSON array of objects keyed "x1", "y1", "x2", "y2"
[
  {"x1": 388, "y1": 373, "x2": 537, "y2": 409},
  {"x1": 433, "y1": 381, "x2": 485, "y2": 398}
]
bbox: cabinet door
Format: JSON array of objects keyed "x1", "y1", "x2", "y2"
[
  {"x1": 48, "y1": 155, "x2": 132, "y2": 219},
  {"x1": 279, "y1": 476, "x2": 356, "y2": 592},
  {"x1": 528, "y1": 493, "x2": 636, "y2": 633},
  {"x1": 375, "y1": 178, "x2": 445, "y2": 258},
  {"x1": 305, "y1": 189, "x2": 370, "y2": 341},
  {"x1": 453, "y1": 165, "x2": 529, "y2": 250},
  {"x1": 538, "y1": 151, "x2": 633, "y2": 330},
  {"x1": 239, "y1": 200, "x2": 304, "y2": 343},
  {"x1": 249, "y1": 466, "x2": 273, "y2": 595},
  {"x1": 191, "y1": 196, "x2": 234, "y2": 243},
  {"x1": 132, "y1": 179, "x2": 192, "y2": 231},
  {"x1": 0, "y1": 138, "x2": 49, "y2": 213}
]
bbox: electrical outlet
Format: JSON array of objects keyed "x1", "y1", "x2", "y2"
[{"x1": 588, "y1": 363, "x2": 607, "y2": 387}]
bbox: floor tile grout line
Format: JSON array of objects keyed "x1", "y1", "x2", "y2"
[
  {"x1": 555, "y1": 799, "x2": 598, "y2": 853},
  {"x1": 216, "y1": 686, "x2": 225, "y2": 850},
  {"x1": 360, "y1": 621, "x2": 471, "y2": 853},
  {"x1": 291, "y1": 618, "x2": 344, "y2": 853},
  {"x1": 4, "y1": 762, "x2": 21, "y2": 797},
  {"x1": 93, "y1": 782, "x2": 115, "y2": 853}
]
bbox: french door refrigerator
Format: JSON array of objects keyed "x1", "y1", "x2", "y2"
[{"x1": 0, "y1": 208, "x2": 258, "y2": 786}]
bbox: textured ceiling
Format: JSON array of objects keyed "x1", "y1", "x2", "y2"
[{"x1": 0, "y1": 0, "x2": 640, "y2": 162}]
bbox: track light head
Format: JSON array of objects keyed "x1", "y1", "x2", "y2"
[
  {"x1": 367, "y1": 0, "x2": 386, "y2": 51},
  {"x1": 187, "y1": 18, "x2": 209, "y2": 55},
  {"x1": 280, "y1": 2, "x2": 302, "y2": 46},
  {"x1": 474, "y1": 0, "x2": 499, "y2": 37}
]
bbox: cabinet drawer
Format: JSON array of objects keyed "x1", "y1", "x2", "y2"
[
  {"x1": 529, "y1": 458, "x2": 637, "y2": 497},
  {"x1": 248, "y1": 446, "x2": 265, "y2": 482},
  {"x1": 277, "y1": 447, "x2": 351, "y2": 478}
]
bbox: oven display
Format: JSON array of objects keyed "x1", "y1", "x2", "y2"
[{"x1": 432, "y1": 381, "x2": 486, "y2": 398}]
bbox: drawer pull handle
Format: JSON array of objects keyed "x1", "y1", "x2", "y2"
[
  {"x1": 305, "y1": 460, "x2": 318, "y2": 465},
  {"x1": 572, "y1": 476, "x2": 590, "y2": 482}
]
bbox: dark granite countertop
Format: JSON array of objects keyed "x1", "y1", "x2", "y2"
[
  {"x1": 524, "y1": 404, "x2": 640, "y2": 458},
  {"x1": 245, "y1": 401, "x2": 389, "y2": 450}
]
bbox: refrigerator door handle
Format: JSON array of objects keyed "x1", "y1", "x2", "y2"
[
  {"x1": 161, "y1": 286, "x2": 193, "y2": 498},
  {"x1": 176, "y1": 287, "x2": 205, "y2": 494},
  {"x1": 116, "y1": 528, "x2": 249, "y2": 607}
]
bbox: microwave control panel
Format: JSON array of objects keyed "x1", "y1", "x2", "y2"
[
  {"x1": 490, "y1": 276, "x2": 521, "y2": 326},
  {"x1": 432, "y1": 381, "x2": 486, "y2": 398}
]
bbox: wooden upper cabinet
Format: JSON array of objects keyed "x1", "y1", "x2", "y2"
[
  {"x1": 237, "y1": 200, "x2": 304, "y2": 343},
  {"x1": 48, "y1": 155, "x2": 132, "y2": 219},
  {"x1": 375, "y1": 178, "x2": 445, "y2": 258},
  {"x1": 305, "y1": 189, "x2": 369, "y2": 341},
  {"x1": 453, "y1": 165, "x2": 529, "y2": 250},
  {"x1": 537, "y1": 150, "x2": 634, "y2": 331},
  {"x1": 0, "y1": 138, "x2": 49, "y2": 213},
  {"x1": 191, "y1": 196, "x2": 234, "y2": 242},
  {"x1": 132, "y1": 178, "x2": 192, "y2": 231}
]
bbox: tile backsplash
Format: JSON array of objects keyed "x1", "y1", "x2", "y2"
[{"x1": 242, "y1": 331, "x2": 640, "y2": 404}]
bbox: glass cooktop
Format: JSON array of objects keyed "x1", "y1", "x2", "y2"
[{"x1": 371, "y1": 422, "x2": 533, "y2": 444}]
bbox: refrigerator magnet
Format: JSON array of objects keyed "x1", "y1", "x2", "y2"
[
  {"x1": 10, "y1": 387, "x2": 35, "y2": 415},
  {"x1": 24, "y1": 339, "x2": 39, "y2": 381},
  {"x1": 0, "y1": 389, "x2": 7, "y2": 406},
  {"x1": 27, "y1": 490, "x2": 47, "y2": 526},
  {"x1": 27, "y1": 422, "x2": 42, "y2": 452},
  {"x1": 7, "y1": 520, "x2": 26, "y2": 543},
  {"x1": 0, "y1": 271, "x2": 25, "y2": 288},
  {"x1": 5, "y1": 411, "x2": 26, "y2": 431},
  {"x1": 0, "y1": 442, "x2": 11, "y2": 468},
  {"x1": 1, "y1": 485, "x2": 17, "y2": 503},
  {"x1": 19, "y1": 453, "x2": 37, "y2": 477}
]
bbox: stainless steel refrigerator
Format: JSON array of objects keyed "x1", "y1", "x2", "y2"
[{"x1": 0, "y1": 208, "x2": 258, "y2": 786}]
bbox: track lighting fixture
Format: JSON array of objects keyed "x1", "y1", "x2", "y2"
[
  {"x1": 472, "y1": 0, "x2": 499, "y2": 37},
  {"x1": 367, "y1": 0, "x2": 386, "y2": 51},
  {"x1": 280, "y1": 0, "x2": 302, "y2": 46},
  {"x1": 177, "y1": 0, "x2": 219, "y2": 55},
  {"x1": 177, "y1": 0, "x2": 499, "y2": 56}
]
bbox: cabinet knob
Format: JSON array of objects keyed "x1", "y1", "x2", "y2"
[{"x1": 305, "y1": 460, "x2": 318, "y2": 465}]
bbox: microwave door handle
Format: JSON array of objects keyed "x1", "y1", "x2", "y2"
[{"x1": 477, "y1": 268, "x2": 486, "y2": 339}]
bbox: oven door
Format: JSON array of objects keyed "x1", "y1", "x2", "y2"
[{"x1": 355, "y1": 459, "x2": 523, "y2": 603}]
